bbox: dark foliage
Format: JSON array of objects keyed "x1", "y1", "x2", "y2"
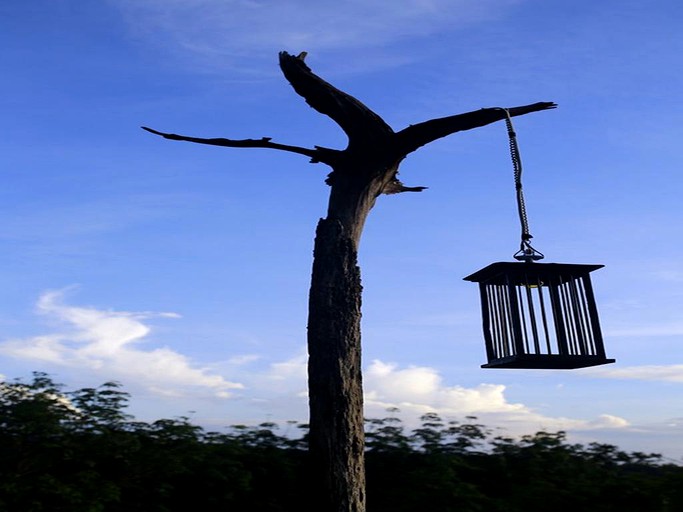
[{"x1": 1, "y1": 373, "x2": 681, "y2": 511}]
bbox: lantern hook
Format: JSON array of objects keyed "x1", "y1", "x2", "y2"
[
  {"x1": 514, "y1": 238, "x2": 544, "y2": 262},
  {"x1": 497, "y1": 108, "x2": 545, "y2": 263}
]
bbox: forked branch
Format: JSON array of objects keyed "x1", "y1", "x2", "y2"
[
  {"x1": 143, "y1": 54, "x2": 556, "y2": 192},
  {"x1": 278, "y1": 51, "x2": 394, "y2": 150}
]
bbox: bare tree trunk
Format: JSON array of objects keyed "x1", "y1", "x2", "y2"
[
  {"x1": 307, "y1": 217, "x2": 365, "y2": 511},
  {"x1": 142, "y1": 50, "x2": 557, "y2": 512},
  {"x1": 306, "y1": 169, "x2": 383, "y2": 511}
]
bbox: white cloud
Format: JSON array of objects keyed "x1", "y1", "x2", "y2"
[
  {"x1": 114, "y1": 0, "x2": 520, "y2": 70},
  {"x1": 359, "y1": 359, "x2": 630, "y2": 436},
  {"x1": 365, "y1": 360, "x2": 524, "y2": 414},
  {"x1": 590, "y1": 364, "x2": 683, "y2": 383},
  {"x1": 227, "y1": 354, "x2": 261, "y2": 365},
  {"x1": 268, "y1": 353, "x2": 308, "y2": 382},
  {"x1": 585, "y1": 414, "x2": 630, "y2": 430},
  {"x1": 651, "y1": 269, "x2": 683, "y2": 283},
  {"x1": 605, "y1": 321, "x2": 683, "y2": 337},
  {"x1": 4, "y1": 290, "x2": 639, "y2": 441},
  {"x1": 0, "y1": 290, "x2": 243, "y2": 398},
  {"x1": 238, "y1": 355, "x2": 632, "y2": 438}
]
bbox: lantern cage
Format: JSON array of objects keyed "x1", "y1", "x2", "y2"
[{"x1": 464, "y1": 262, "x2": 615, "y2": 369}]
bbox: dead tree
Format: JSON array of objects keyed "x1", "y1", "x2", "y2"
[{"x1": 143, "y1": 51, "x2": 556, "y2": 512}]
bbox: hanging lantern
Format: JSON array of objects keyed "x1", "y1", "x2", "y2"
[
  {"x1": 464, "y1": 262, "x2": 614, "y2": 369},
  {"x1": 465, "y1": 110, "x2": 615, "y2": 369}
]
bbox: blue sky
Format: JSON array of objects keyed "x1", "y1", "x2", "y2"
[{"x1": 2, "y1": 0, "x2": 683, "y2": 458}]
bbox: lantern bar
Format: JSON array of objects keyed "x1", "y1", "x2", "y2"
[{"x1": 464, "y1": 262, "x2": 615, "y2": 369}]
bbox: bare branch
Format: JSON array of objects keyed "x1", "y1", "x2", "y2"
[
  {"x1": 141, "y1": 126, "x2": 339, "y2": 164},
  {"x1": 394, "y1": 102, "x2": 557, "y2": 157},
  {"x1": 278, "y1": 51, "x2": 394, "y2": 150},
  {"x1": 382, "y1": 181, "x2": 428, "y2": 195}
]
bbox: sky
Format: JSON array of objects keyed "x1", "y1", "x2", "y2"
[{"x1": 2, "y1": 0, "x2": 683, "y2": 459}]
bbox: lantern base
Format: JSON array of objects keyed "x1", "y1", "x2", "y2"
[{"x1": 482, "y1": 354, "x2": 616, "y2": 370}]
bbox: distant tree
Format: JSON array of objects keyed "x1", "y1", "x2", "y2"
[
  {"x1": 365, "y1": 408, "x2": 411, "y2": 453},
  {"x1": 67, "y1": 381, "x2": 132, "y2": 432},
  {"x1": 0, "y1": 373, "x2": 126, "y2": 510},
  {"x1": 2, "y1": 374, "x2": 682, "y2": 511}
]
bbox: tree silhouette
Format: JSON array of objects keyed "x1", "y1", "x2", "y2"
[
  {"x1": 143, "y1": 51, "x2": 556, "y2": 512},
  {"x1": 3, "y1": 374, "x2": 680, "y2": 511}
]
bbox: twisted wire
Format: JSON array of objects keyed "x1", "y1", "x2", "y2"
[
  {"x1": 503, "y1": 113, "x2": 531, "y2": 241},
  {"x1": 500, "y1": 109, "x2": 544, "y2": 261}
]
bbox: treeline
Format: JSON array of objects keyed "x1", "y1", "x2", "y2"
[{"x1": 1, "y1": 373, "x2": 681, "y2": 511}]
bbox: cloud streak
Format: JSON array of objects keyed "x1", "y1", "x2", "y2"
[
  {"x1": 0, "y1": 290, "x2": 243, "y2": 398},
  {"x1": 591, "y1": 364, "x2": 683, "y2": 383},
  {"x1": 114, "y1": 0, "x2": 520, "y2": 70},
  {"x1": 364, "y1": 360, "x2": 524, "y2": 414},
  {"x1": 361, "y1": 359, "x2": 630, "y2": 435},
  {"x1": 605, "y1": 323, "x2": 683, "y2": 337},
  {"x1": 0, "y1": 291, "x2": 638, "y2": 440},
  {"x1": 246, "y1": 355, "x2": 631, "y2": 437}
]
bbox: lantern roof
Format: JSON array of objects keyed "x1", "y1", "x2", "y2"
[{"x1": 463, "y1": 261, "x2": 604, "y2": 286}]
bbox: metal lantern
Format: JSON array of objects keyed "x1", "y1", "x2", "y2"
[
  {"x1": 466, "y1": 109, "x2": 614, "y2": 369},
  {"x1": 464, "y1": 262, "x2": 614, "y2": 369}
]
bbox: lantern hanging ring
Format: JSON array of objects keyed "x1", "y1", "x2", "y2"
[{"x1": 496, "y1": 108, "x2": 545, "y2": 263}]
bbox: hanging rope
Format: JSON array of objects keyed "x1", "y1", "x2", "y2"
[{"x1": 499, "y1": 109, "x2": 544, "y2": 262}]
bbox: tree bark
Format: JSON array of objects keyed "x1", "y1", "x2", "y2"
[
  {"x1": 142, "y1": 51, "x2": 557, "y2": 512},
  {"x1": 305, "y1": 159, "x2": 387, "y2": 511},
  {"x1": 307, "y1": 217, "x2": 365, "y2": 511}
]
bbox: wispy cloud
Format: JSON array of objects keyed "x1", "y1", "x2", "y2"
[
  {"x1": 591, "y1": 364, "x2": 683, "y2": 383},
  {"x1": 201, "y1": 351, "x2": 672, "y2": 455},
  {"x1": 0, "y1": 290, "x2": 639, "y2": 440},
  {"x1": 207, "y1": 353, "x2": 631, "y2": 436},
  {"x1": 651, "y1": 269, "x2": 683, "y2": 283},
  {"x1": 0, "y1": 290, "x2": 243, "y2": 398},
  {"x1": 231, "y1": 354, "x2": 633, "y2": 436},
  {"x1": 364, "y1": 360, "x2": 523, "y2": 414},
  {"x1": 267, "y1": 353, "x2": 308, "y2": 382},
  {"x1": 606, "y1": 323, "x2": 683, "y2": 337},
  {"x1": 113, "y1": 0, "x2": 520, "y2": 71},
  {"x1": 361, "y1": 359, "x2": 629, "y2": 434}
]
